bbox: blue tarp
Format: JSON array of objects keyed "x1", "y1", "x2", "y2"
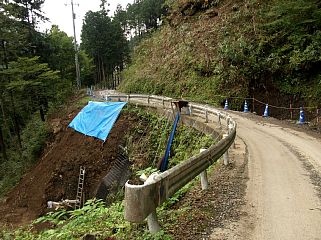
[{"x1": 68, "y1": 101, "x2": 127, "y2": 141}]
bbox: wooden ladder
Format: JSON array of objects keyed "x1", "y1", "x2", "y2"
[{"x1": 75, "y1": 166, "x2": 85, "y2": 209}]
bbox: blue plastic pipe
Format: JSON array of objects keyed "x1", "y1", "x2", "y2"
[{"x1": 160, "y1": 112, "x2": 180, "y2": 172}]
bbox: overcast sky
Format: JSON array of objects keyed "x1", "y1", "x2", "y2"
[{"x1": 40, "y1": 0, "x2": 134, "y2": 41}]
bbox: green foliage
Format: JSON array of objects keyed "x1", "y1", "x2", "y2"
[
  {"x1": 0, "y1": 0, "x2": 84, "y2": 200},
  {"x1": 136, "y1": 166, "x2": 159, "y2": 177},
  {"x1": 1, "y1": 106, "x2": 216, "y2": 238},
  {"x1": 81, "y1": 10, "x2": 129, "y2": 87},
  {"x1": 119, "y1": 24, "x2": 224, "y2": 103},
  {"x1": 258, "y1": 0, "x2": 321, "y2": 98},
  {"x1": 119, "y1": 0, "x2": 321, "y2": 107},
  {"x1": 126, "y1": 0, "x2": 165, "y2": 31},
  {"x1": 0, "y1": 158, "x2": 25, "y2": 197},
  {"x1": 1, "y1": 56, "x2": 60, "y2": 123},
  {"x1": 0, "y1": 56, "x2": 76, "y2": 197},
  {"x1": 40, "y1": 25, "x2": 76, "y2": 81},
  {"x1": 171, "y1": 125, "x2": 214, "y2": 167},
  {"x1": 79, "y1": 50, "x2": 95, "y2": 87},
  {"x1": 2, "y1": 199, "x2": 173, "y2": 239},
  {"x1": 161, "y1": 181, "x2": 194, "y2": 209},
  {"x1": 4, "y1": 56, "x2": 59, "y2": 88},
  {"x1": 124, "y1": 105, "x2": 215, "y2": 179},
  {"x1": 21, "y1": 114, "x2": 51, "y2": 162},
  {"x1": 113, "y1": 0, "x2": 165, "y2": 39},
  {"x1": 123, "y1": 106, "x2": 172, "y2": 170},
  {"x1": 0, "y1": 115, "x2": 50, "y2": 197},
  {"x1": 0, "y1": 0, "x2": 46, "y2": 66},
  {"x1": 8, "y1": 0, "x2": 47, "y2": 27}
]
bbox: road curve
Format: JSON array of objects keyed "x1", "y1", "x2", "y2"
[
  {"x1": 96, "y1": 90, "x2": 321, "y2": 238},
  {"x1": 230, "y1": 112, "x2": 321, "y2": 240}
]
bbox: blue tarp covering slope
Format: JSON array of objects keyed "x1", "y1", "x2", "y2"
[{"x1": 68, "y1": 101, "x2": 127, "y2": 141}]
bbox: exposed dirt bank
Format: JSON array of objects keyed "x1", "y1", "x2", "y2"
[{"x1": 0, "y1": 103, "x2": 140, "y2": 227}]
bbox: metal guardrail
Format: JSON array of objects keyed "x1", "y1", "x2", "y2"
[{"x1": 95, "y1": 91, "x2": 237, "y2": 233}]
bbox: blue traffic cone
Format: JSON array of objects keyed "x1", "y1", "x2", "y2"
[
  {"x1": 224, "y1": 99, "x2": 229, "y2": 110},
  {"x1": 299, "y1": 107, "x2": 305, "y2": 124},
  {"x1": 244, "y1": 100, "x2": 249, "y2": 113},
  {"x1": 263, "y1": 104, "x2": 269, "y2": 117}
]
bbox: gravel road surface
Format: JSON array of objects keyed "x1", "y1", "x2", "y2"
[{"x1": 228, "y1": 112, "x2": 321, "y2": 240}]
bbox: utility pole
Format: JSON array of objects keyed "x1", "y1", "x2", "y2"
[{"x1": 69, "y1": 0, "x2": 81, "y2": 89}]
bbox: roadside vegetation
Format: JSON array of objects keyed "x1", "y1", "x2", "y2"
[
  {"x1": 119, "y1": 0, "x2": 321, "y2": 111},
  {"x1": 0, "y1": 105, "x2": 215, "y2": 240},
  {"x1": 0, "y1": 0, "x2": 165, "y2": 197},
  {"x1": 2, "y1": 0, "x2": 320, "y2": 237}
]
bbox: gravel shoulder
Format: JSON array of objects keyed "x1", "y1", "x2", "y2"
[{"x1": 166, "y1": 136, "x2": 249, "y2": 240}]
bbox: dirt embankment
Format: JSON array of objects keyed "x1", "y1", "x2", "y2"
[{"x1": 0, "y1": 103, "x2": 140, "y2": 227}]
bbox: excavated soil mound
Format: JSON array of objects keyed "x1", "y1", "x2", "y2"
[{"x1": 0, "y1": 106, "x2": 140, "y2": 227}]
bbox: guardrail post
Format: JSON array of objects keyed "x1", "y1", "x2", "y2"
[
  {"x1": 218, "y1": 113, "x2": 221, "y2": 126},
  {"x1": 147, "y1": 210, "x2": 161, "y2": 233},
  {"x1": 199, "y1": 148, "x2": 209, "y2": 190},
  {"x1": 127, "y1": 95, "x2": 130, "y2": 102},
  {"x1": 226, "y1": 117, "x2": 236, "y2": 148},
  {"x1": 228, "y1": 123, "x2": 236, "y2": 149},
  {"x1": 205, "y1": 110, "x2": 208, "y2": 123},
  {"x1": 189, "y1": 105, "x2": 193, "y2": 116},
  {"x1": 148, "y1": 95, "x2": 150, "y2": 104},
  {"x1": 222, "y1": 134, "x2": 229, "y2": 165}
]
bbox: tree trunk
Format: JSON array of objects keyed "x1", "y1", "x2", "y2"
[
  {"x1": 0, "y1": 97, "x2": 11, "y2": 139},
  {"x1": 1, "y1": 40, "x2": 9, "y2": 70},
  {"x1": 39, "y1": 105, "x2": 45, "y2": 122},
  {"x1": 0, "y1": 124, "x2": 7, "y2": 161},
  {"x1": 10, "y1": 92, "x2": 22, "y2": 150},
  {"x1": 102, "y1": 61, "x2": 106, "y2": 84},
  {"x1": 95, "y1": 57, "x2": 100, "y2": 85}
]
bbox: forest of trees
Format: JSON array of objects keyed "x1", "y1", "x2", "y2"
[
  {"x1": 0, "y1": 0, "x2": 166, "y2": 195},
  {"x1": 1, "y1": 0, "x2": 321, "y2": 223},
  {"x1": 0, "y1": 0, "x2": 81, "y2": 194},
  {"x1": 81, "y1": 0, "x2": 165, "y2": 89},
  {"x1": 2, "y1": 0, "x2": 321, "y2": 188}
]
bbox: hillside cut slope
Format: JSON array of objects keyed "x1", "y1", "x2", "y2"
[{"x1": 120, "y1": 0, "x2": 321, "y2": 114}]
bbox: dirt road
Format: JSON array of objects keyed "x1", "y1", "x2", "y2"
[
  {"x1": 96, "y1": 91, "x2": 321, "y2": 239},
  {"x1": 223, "y1": 113, "x2": 321, "y2": 240}
]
